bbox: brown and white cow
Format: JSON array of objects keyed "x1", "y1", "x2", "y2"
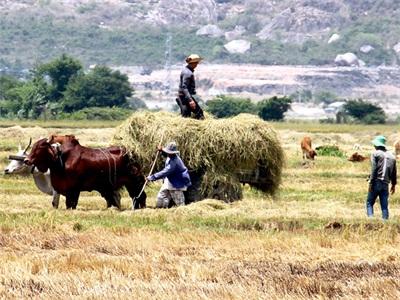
[
  {"x1": 301, "y1": 136, "x2": 317, "y2": 160},
  {"x1": 24, "y1": 136, "x2": 146, "y2": 210}
]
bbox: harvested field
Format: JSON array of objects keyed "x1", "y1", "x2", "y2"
[{"x1": 0, "y1": 122, "x2": 399, "y2": 299}]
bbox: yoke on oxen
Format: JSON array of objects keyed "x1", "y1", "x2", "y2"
[{"x1": 24, "y1": 135, "x2": 146, "y2": 210}]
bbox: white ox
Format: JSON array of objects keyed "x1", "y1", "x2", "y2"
[{"x1": 4, "y1": 140, "x2": 60, "y2": 208}]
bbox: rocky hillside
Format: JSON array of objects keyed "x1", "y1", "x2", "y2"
[{"x1": 0, "y1": 0, "x2": 400, "y2": 71}]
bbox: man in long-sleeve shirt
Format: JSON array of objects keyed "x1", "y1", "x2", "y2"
[
  {"x1": 366, "y1": 135, "x2": 397, "y2": 219},
  {"x1": 147, "y1": 142, "x2": 192, "y2": 208},
  {"x1": 176, "y1": 54, "x2": 205, "y2": 120}
]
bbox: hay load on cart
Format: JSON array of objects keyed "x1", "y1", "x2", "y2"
[{"x1": 113, "y1": 112, "x2": 284, "y2": 202}]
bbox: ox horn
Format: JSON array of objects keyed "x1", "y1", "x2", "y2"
[
  {"x1": 24, "y1": 138, "x2": 32, "y2": 154},
  {"x1": 46, "y1": 135, "x2": 54, "y2": 144}
]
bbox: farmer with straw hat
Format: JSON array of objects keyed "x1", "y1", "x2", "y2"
[
  {"x1": 147, "y1": 142, "x2": 191, "y2": 208},
  {"x1": 366, "y1": 135, "x2": 397, "y2": 219},
  {"x1": 176, "y1": 54, "x2": 205, "y2": 120}
]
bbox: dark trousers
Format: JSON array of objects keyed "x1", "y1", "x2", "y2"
[
  {"x1": 176, "y1": 95, "x2": 204, "y2": 120},
  {"x1": 366, "y1": 180, "x2": 389, "y2": 219}
]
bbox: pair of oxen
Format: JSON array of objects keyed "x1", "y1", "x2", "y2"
[{"x1": 4, "y1": 135, "x2": 146, "y2": 210}]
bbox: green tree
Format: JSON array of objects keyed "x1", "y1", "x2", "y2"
[
  {"x1": 257, "y1": 96, "x2": 292, "y2": 121},
  {"x1": 6, "y1": 81, "x2": 48, "y2": 118},
  {"x1": 129, "y1": 97, "x2": 148, "y2": 110},
  {"x1": 314, "y1": 91, "x2": 337, "y2": 105},
  {"x1": 343, "y1": 99, "x2": 386, "y2": 124},
  {"x1": 0, "y1": 75, "x2": 22, "y2": 100},
  {"x1": 206, "y1": 95, "x2": 256, "y2": 118},
  {"x1": 35, "y1": 54, "x2": 82, "y2": 102},
  {"x1": 0, "y1": 75, "x2": 23, "y2": 116},
  {"x1": 63, "y1": 65, "x2": 132, "y2": 112}
]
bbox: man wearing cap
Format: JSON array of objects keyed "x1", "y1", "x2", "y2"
[
  {"x1": 366, "y1": 135, "x2": 397, "y2": 220},
  {"x1": 147, "y1": 142, "x2": 192, "y2": 208},
  {"x1": 176, "y1": 54, "x2": 205, "y2": 120}
]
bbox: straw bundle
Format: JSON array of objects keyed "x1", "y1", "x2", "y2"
[{"x1": 113, "y1": 111, "x2": 284, "y2": 201}]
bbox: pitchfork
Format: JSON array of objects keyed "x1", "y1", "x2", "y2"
[{"x1": 132, "y1": 131, "x2": 165, "y2": 210}]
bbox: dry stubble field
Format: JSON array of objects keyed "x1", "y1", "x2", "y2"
[{"x1": 0, "y1": 121, "x2": 400, "y2": 299}]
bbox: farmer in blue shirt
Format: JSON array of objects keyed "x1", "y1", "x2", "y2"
[
  {"x1": 366, "y1": 135, "x2": 397, "y2": 220},
  {"x1": 147, "y1": 142, "x2": 192, "y2": 208}
]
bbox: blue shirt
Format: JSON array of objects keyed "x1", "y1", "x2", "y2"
[{"x1": 149, "y1": 155, "x2": 192, "y2": 189}]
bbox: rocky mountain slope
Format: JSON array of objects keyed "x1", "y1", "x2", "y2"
[
  {"x1": 1, "y1": 0, "x2": 400, "y2": 117},
  {"x1": 0, "y1": 0, "x2": 399, "y2": 70},
  {"x1": 1, "y1": 0, "x2": 397, "y2": 33}
]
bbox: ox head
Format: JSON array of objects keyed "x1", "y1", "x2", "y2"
[
  {"x1": 4, "y1": 139, "x2": 32, "y2": 175},
  {"x1": 308, "y1": 150, "x2": 317, "y2": 160},
  {"x1": 47, "y1": 134, "x2": 77, "y2": 145},
  {"x1": 24, "y1": 138, "x2": 58, "y2": 173}
]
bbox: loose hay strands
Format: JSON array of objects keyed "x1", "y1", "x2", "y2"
[{"x1": 113, "y1": 111, "x2": 284, "y2": 196}]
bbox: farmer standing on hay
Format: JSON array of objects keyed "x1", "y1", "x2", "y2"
[
  {"x1": 147, "y1": 141, "x2": 192, "y2": 208},
  {"x1": 366, "y1": 135, "x2": 397, "y2": 220},
  {"x1": 176, "y1": 54, "x2": 205, "y2": 120}
]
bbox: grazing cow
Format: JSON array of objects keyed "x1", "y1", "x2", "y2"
[
  {"x1": 24, "y1": 136, "x2": 146, "y2": 210},
  {"x1": 394, "y1": 140, "x2": 400, "y2": 159},
  {"x1": 301, "y1": 136, "x2": 317, "y2": 160},
  {"x1": 348, "y1": 152, "x2": 368, "y2": 162},
  {"x1": 4, "y1": 140, "x2": 61, "y2": 208}
]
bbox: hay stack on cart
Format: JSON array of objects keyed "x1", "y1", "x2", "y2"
[{"x1": 113, "y1": 112, "x2": 284, "y2": 202}]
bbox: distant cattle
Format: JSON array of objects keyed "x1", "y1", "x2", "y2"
[
  {"x1": 24, "y1": 136, "x2": 146, "y2": 210},
  {"x1": 301, "y1": 136, "x2": 317, "y2": 160},
  {"x1": 348, "y1": 152, "x2": 368, "y2": 162},
  {"x1": 4, "y1": 139, "x2": 61, "y2": 208},
  {"x1": 394, "y1": 140, "x2": 400, "y2": 159}
]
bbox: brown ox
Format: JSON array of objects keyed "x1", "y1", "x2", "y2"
[
  {"x1": 348, "y1": 152, "x2": 368, "y2": 162},
  {"x1": 394, "y1": 140, "x2": 400, "y2": 159},
  {"x1": 25, "y1": 136, "x2": 146, "y2": 210},
  {"x1": 301, "y1": 136, "x2": 317, "y2": 160}
]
